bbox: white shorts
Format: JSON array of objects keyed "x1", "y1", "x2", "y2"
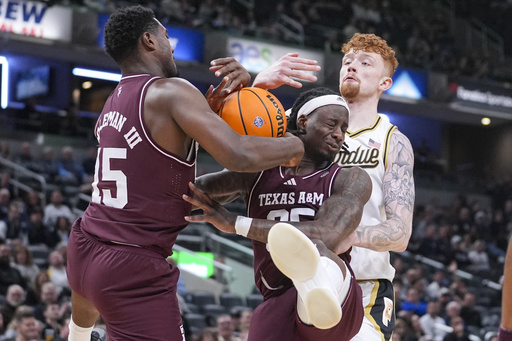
[{"x1": 350, "y1": 279, "x2": 395, "y2": 341}]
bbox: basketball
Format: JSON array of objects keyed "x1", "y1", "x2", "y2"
[{"x1": 218, "y1": 87, "x2": 287, "y2": 137}]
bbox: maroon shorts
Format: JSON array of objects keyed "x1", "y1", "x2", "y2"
[
  {"x1": 66, "y1": 219, "x2": 184, "y2": 341},
  {"x1": 499, "y1": 326, "x2": 512, "y2": 341},
  {"x1": 248, "y1": 275, "x2": 363, "y2": 341}
]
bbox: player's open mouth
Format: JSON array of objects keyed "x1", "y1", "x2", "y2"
[{"x1": 344, "y1": 76, "x2": 358, "y2": 82}]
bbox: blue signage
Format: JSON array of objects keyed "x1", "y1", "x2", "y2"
[
  {"x1": 97, "y1": 14, "x2": 204, "y2": 63},
  {"x1": 385, "y1": 68, "x2": 428, "y2": 100}
]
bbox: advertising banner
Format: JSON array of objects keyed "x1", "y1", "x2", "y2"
[{"x1": 0, "y1": 0, "x2": 72, "y2": 42}]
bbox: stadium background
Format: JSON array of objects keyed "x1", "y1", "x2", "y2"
[{"x1": 1, "y1": 0, "x2": 512, "y2": 340}]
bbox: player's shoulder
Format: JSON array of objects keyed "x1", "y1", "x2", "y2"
[
  {"x1": 147, "y1": 77, "x2": 203, "y2": 103},
  {"x1": 390, "y1": 128, "x2": 413, "y2": 150},
  {"x1": 151, "y1": 77, "x2": 195, "y2": 91},
  {"x1": 334, "y1": 165, "x2": 371, "y2": 190}
]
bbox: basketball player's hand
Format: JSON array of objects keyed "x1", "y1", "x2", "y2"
[
  {"x1": 206, "y1": 57, "x2": 251, "y2": 112},
  {"x1": 183, "y1": 182, "x2": 237, "y2": 234},
  {"x1": 252, "y1": 53, "x2": 321, "y2": 90},
  {"x1": 334, "y1": 229, "x2": 360, "y2": 255}
]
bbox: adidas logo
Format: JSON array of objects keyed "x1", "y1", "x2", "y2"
[{"x1": 283, "y1": 179, "x2": 297, "y2": 185}]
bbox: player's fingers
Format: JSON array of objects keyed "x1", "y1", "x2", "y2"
[
  {"x1": 211, "y1": 57, "x2": 237, "y2": 66},
  {"x1": 289, "y1": 71, "x2": 318, "y2": 82},
  {"x1": 205, "y1": 85, "x2": 214, "y2": 98}
]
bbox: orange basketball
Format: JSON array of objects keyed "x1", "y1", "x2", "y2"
[{"x1": 218, "y1": 87, "x2": 287, "y2": 137}]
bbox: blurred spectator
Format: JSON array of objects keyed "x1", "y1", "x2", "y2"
[
  {"x1": 0, "y1": 313, "x2": 5, "y2": 338},
  {"x1": 50, "y1": 217, "x2": 71, "y2": 247},
  {"x1": 0, "y1": 285, "x2": 26, "y2": 327},
  {"x1": 46, "y1": 251, "x2": 69, "y2": 296},
  {"x1": 447, "y1": 235, "x2": 471, "y2": 269},
  {"x1": 459, "y1": 293, "x2": 481, "y2": 328},
  {"x1": 54, "y1": 315, "x2": 71, "y2": 341},
  {"x1": 0, "y1": 188, "x2": 11, "y2": 223},
  {"x1": 449, "y1": 278, "x2": 468, "y2": 303},
  {"x1": 22, "y1": 192, "x2": 41, "y2": 218},
  {"x1": 197, "y1": 327, "x2": 218, "y2": 341},
  {"x1": 193, "y1": 0, "x2": 216, "y2": 28},
  {"x1": 43, "y1": 190, "x2": 73, "y2": 229},
  {"x1": 416, "y1": 224, "x2": 439, "y2": 257},
  {"x1": 419, "y1": 300, "x2": 448, "y2": 341},
  {"x1": 2, "y1": 306, "x2": 40, "y2": 341},
  {"x1": 10, "y1": 245, "x2": 39, "y2": 286},
  {"x1": 0, "y1": 142, "x2": 10, "y2": 160},
  {"x1": 467, "y1": 239, "x2": 490, "y2": 274},
  {"x1": 4, "y1": 201, "x2": 30, "y2": 243},
  {"x1": 0, "y1": 173, "x2": 14, "y2": 200},
  {"x1": 0, "y1": 243, "x2": 26, "y2": 296},
  {"x1": 13, "y1": 143, "x2": 36, "y2": 173},
  {"x1": 402, "y1": 268, "x2": 420, "y2": 299},
  {"x1": 216, "y1": 314, "x2": 240, "y2": 341},
  {"x1": 24, "y1": 271, "x2": 50, "y2": 307},
  {"x1": 81, "y1": 147, "x2": 97, "y2": 177},
  {"x1": 401, "y1": 288, "x2": 428, "y2": 317},
  {"x1": 442, "y1": 316, "x2": 470, "y2": 341},
  {"x1": 26, "y1": 208, "x2": 54, "y2": 248},
  {"x1": 32, "y1": 282, "x2": 70, "y2": 324},
  {"x1": 36, "y1": 147, "x2": 59, "y2": 184},
  {"x1": 454, "y1": 207, "x2": 472, "y2": 236},
  {"x1": 40, "y1": 303, "x2": 62, "y2": 340},
  {"x1": 426, "y1": 271, "x2": 450, "y2": 300},
  {"x1": 238, "y1": 309, "x2": 252, "y2": 341},
  {"x1": 443, "y1": 301, "x2": 462, "y2": 326},
  {"x1": 57, "y1": 146, "x2": 86, "y2": 186}
]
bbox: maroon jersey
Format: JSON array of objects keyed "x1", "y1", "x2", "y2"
[
  {"x1": 81, "y1": 74, "x2": 196, "y2": 256},
  {"x1": 247, "y1": 164, "x2": 352, "y2": 299}
]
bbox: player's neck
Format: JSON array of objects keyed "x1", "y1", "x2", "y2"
[
  {"x1": 347, "y1": 97, "x2": 379, "y2": 131},
  {"x1": 288, "y1": 158, "x2": 330, "y2": 176}
]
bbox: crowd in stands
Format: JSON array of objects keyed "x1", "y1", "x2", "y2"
[
  {"x1": 61, "y1": 0, "x2": 512, "y2": 85},
  {"x1": 0, "y1": 129, "x2": 511, "y2": 341}
]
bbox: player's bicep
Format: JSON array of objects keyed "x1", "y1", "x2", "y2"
[
  {"x1": 195, "y1": 170, "x2": 255, "y2": 204},
  {"x1": 167, "y1": 81, "x2": 241, "y2": 147},
  {"x1": 383, "y1": 131, "x2": 415, "y2": 227}
]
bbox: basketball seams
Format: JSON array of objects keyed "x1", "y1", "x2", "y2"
[
  {"x1": 238, "y1": 89, "x2": 249, "y2": 135},
  {"x1": 218, "y1": 87, "x2": 286, "y2": 137}
]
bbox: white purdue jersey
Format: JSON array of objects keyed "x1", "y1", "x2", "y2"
[{"x1": 334, "y1": 115, "x2": 396, "y2": 281}]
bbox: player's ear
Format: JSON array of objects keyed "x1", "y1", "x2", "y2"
[
  {"x1": 297, "y1": 116, "x2": 308, "y2": 132},
  {"x1": 379, "y1": 77, "x2": 393, "y2": 91},
  {"x1": 141, "y1": 32, "x2": 156, "y2": 51}
]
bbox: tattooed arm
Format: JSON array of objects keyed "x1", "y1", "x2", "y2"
[
  {"x1": 194, "y1": 170, "x2": 258, "y2": 205},
  {"x1": 185, "y1": 166, "x2": 372, "y2": 250},
  {"x1": 352, "y1": 130, "x2": 415, "y2": 252}
]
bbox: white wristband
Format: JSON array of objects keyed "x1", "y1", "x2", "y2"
[{"x1": 235, "y1": 216, "x2": 252, "y2": 237}]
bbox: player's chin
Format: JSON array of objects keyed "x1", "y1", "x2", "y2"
[{"x1": 340, "y1": 82, "x2": 359, "y2": 99}]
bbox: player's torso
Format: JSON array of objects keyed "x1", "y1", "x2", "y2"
[
  {"x1": 334, "y1": 115, "x2": 396, "y2": 281},
  {"x1": 81, "y1": 74, "x2": 196, "y2": 256},
  {"x1": 247, "y1": 164, "x2": 348, "y2": 298}
]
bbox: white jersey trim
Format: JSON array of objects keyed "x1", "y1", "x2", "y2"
[{"x1": 136, "y1": 75, "x2": 196, "y2": 168}]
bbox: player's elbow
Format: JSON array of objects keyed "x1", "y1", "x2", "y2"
[
  {"x1": 217, "y1": 148, "x2": 256, "y2": 172},
  {"x1": 395, "y1": 229, "x2": 413, "y2": 252}
]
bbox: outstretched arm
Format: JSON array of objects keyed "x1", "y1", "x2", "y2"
[
  {"x1": 185, "y1": 167, "x2": 371, "y2": 251},
  {"x1": 252, "y1": 53, "x2": 321, "y2": 90},
  {"x1": 350, "y1": 130, "x2": 415, "y2": 252}
]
